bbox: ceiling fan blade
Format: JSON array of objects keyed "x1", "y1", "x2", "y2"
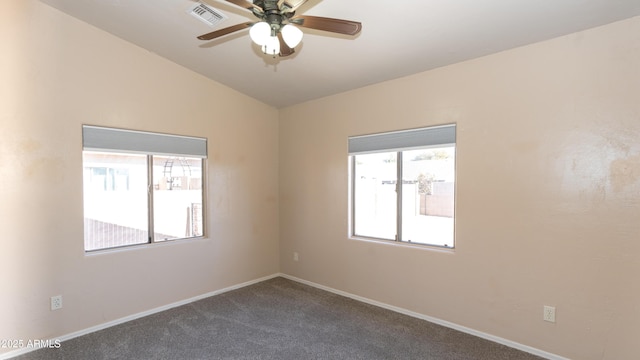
[
  {"x1": 291, "y1": 15, "x2": 362, "y2": 36},
  {"x1": 224, "y1": 0, "x2": 262, "y2": 12},
  {"x1": 282, "y1": 0, "x2": 308, "y2": 12},
  {"x1": 277, "y1": 32, "x2": 295, "y2": 57},
  {"x1": 197, "y1": 22, "x2": 253, "y2": 40}
]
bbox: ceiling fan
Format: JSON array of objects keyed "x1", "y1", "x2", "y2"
[{"x1": 197, "y1": 0, "x2": 362, "y2": 57}]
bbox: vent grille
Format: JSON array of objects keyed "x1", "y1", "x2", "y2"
[{"x1": 188, "y1": 2, "x2": 228, "y2": 27}]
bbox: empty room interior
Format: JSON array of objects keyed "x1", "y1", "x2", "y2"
[{"x1": 2, "y1": 0, "x2": 639, "y2": 359}]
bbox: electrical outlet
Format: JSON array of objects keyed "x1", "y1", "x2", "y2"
[
  {"x1": 51, "y1": 295, "x2": 63, "y2": 311},
  {"x1": 543, "y1": 305, "x2": 556, "y2": 323},
  {"x1": 293, "y1": 252, "x2": 299, "y2": 262}
]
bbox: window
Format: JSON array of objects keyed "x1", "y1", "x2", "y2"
[
  {"x1": 82, "y1": 125, "x2": 207, "y2": 251},
  {"x1": 349, "y1": 124, "x2": 456, "y2": 248}
]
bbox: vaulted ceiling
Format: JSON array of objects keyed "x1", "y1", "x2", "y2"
[{"x1": 39, "y1": 0, "x2": 640, "y2": 108}]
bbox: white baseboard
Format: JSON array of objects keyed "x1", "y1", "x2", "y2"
[
  {"x1": 2, "y1": 272, "x2": 567, "y2": 360},
  {"x1": 279, "y1": 273, "x2": 568, "y2": 360},
  {"x1": 1, "y1": 273, "x2": 280, "y2": 360}
]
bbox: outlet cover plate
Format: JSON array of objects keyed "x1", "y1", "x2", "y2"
[
  {"x1": 51, "y1": 295, "x2": 63, "y2": 311},
  {"x1": 543, "y1": 305, "x2": 556, "y2": 323}
]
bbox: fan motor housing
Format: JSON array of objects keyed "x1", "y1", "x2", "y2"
[{"x1": 253, "y1": 0, "x2": 293, "y2": 29}]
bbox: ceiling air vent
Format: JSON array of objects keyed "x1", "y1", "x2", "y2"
[{"x1": 188, "y1": 2, "x2": 228, "y2": 27}]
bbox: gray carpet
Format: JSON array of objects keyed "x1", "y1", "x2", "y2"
[{"x1": 15, "y1": 277, "x2": 544, "y2": 359}]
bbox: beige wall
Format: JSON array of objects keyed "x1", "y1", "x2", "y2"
[
  {"x1": 279, "y1": 16, "x2": 640, "y2": 360},
  {"x1": 0, "y1": 0, "x2": 279, "y2": 354}
]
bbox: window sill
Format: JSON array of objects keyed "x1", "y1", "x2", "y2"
[
  {"x1": 84, "y1": 236, "x2": 209, "y2": 256},
  {"x1": 348, "y1": 235, "x2": 455, "y2": 254}
]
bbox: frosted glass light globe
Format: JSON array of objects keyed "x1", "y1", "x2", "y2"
[
  {"x1": 281, "y1": 24, "x2": 303, "y2": 48},
  {"x1": 249, "y1": 22, "x2": 271, "y2": 46}
]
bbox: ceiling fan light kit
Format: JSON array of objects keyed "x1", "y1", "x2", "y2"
[
  {"x1": 249, "y1": 22, "x2": 301, "y2": 56},
  {"x1": 197, "y1": 0, "x2": 362, "y2": 58}
]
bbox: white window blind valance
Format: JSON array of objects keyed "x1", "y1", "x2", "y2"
[
  {"x1": 348, "y1": 124, "x2": 456, "y2": 155},
  {"x1": 82, "y1": 125, "x2": 207, "y2": 158}
]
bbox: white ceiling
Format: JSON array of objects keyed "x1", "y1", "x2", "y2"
[{"x1": 39, "y1": 0, "x2": 640, "y2": 108}]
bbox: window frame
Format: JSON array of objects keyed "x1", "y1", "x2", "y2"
[
  {"x1": 82, "y1": 125, "x2": 207, "y2": 252},
  {"x1": 348, "y1": 124, "x2": 456, "y2": 248}
]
